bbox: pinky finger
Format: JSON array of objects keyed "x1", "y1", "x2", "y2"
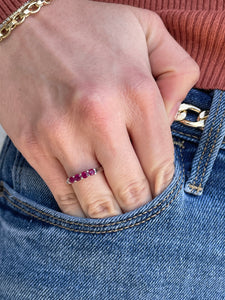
[{"x1": 30, "y1": 156, "x2": 85, "y2": 217}]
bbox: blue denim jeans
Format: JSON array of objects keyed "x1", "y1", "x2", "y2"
[{"x1": 0, "y1": 89, "x2": 224, "y2": 299}]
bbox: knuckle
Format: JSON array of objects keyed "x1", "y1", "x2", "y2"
[
  {"x1": 142, "y1": 9, "x2": 164, "y2": 27},
  {"x1": 76, "y1": 91, "x2": 118, "y2": 142},
  {"x1": 18, "y1": 129, "x2": 41, "y2": 158},
  {"x1": 18, "y1": 125, "x2": 37, "y2": 146},
  {"x1": 76, "y1": 91, "x2": 113, "y2": 131},
  {"x1": 134, "y1": 78, "x2": 159, "y2": 104},
  {"x1": 178, "y1": 57, "x2": 200, "y2": 83},
  {"x1": 18, "y1": 124, "x2": 52, "y2": 164},
  {"x1": 21, "y1": 134, "x2": 37, "y2": 151},
  {"x1": 86, "y1": 197, "x2": 116, "y2": 218},
  {"x1": 150, "y1": 11, "x2": 164, "y2": 26},
  {"x1": 76, "y1": 91, "x2": 107, "y2": 120},
  {"x1": 57, "y1": 193, "x2": 80, "y2": 213},
  {"x1": 125, "y1": 74, "x2": 158, "y2": 113},
  {"x1": 127, "y1": 72, "x2": 152, "y2": 96},
  {"x1": 188, "y1": 60, "x2": 200, "y2": 83},
  {"x1": 118, "y1": 179, "x2": 150, "y2": 210}
]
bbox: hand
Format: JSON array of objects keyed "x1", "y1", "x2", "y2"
[{"x1": 0, "y1": 0, "x2": 199, "y2": 218}]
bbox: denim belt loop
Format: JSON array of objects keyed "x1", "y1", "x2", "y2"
[{"x1": 185, "y1": 90, "x2": 225, "y2": 196}]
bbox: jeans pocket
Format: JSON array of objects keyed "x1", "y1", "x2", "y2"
[
  {"x1": 0, "y1": 145, "x2": 184, "y2": 235},
  {"x1": 0, "y1": 147, "x2": 187, "y2": 300},
  {"x1": 3, "y1": 143, "x2": 223, "y2": 300}
]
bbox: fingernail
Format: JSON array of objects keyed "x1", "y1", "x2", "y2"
[{"x1": 152, "y1": 163, "x2": 175, "y2": 197}]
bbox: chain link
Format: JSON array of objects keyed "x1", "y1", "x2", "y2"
[
  {"x1": 175, "y1": 103, "x2": 209, "y2": 129},
  {"x1": 0, "y1": 0, "x2": 52, "y2": 42}
]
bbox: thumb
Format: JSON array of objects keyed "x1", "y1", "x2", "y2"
[{"x1": 129, "y1": 8, "x2": 200, "y2": 123}]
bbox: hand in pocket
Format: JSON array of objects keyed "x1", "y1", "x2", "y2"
[{"x1": 0, "y1": 0, "x2": 199, "y2": 218}]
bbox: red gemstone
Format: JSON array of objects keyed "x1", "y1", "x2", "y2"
[
  {"x1": 82, "y1": 171, "x2": 88, "y2": 179},
  {"x1": 69, "y1": 176, "x2": 75, "y2": 184},
  {"x1": 74, "y1": 174, "x2": 82, "y2": 182},
  {"x1": 88, "y1": 169, "x2": 95, "y2": 176}
]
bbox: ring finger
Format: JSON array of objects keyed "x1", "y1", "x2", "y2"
[{"x1": 65, "y1": 158, "x2": 122, "y2": 219}]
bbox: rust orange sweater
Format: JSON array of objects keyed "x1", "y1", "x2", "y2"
[{"x1": 1, "y1": 0, "x2": 224, "y2": 90}]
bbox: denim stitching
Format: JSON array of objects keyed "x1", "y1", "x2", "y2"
[
  {"x1": 1, "y1": 142, "x2": 185, "y2": 233},
  {"x1": 189, "y1": 91, "x2": 223, "y2": 191},
  {"x1": 172, "y1": 129, "x2": 200, "y2": 140},
  {"x1": 193, "y1": 102, "x2": 225, "y2": 190},
  {"x1": 172, "y1": 129, "x2": 225, "y2": 145},
  {"x1": 175, "y1": 140, "x2": 185, "y2": 181},
  {"x1": 2, "y1": 169, "x2": 182, "y2": 228},
  {"x1": 3, "y1": 181, "x2": 183, "y2": 234},
  {"x1": 187, "y1": 184, "x2": 203, "y2": 193},
  {"x1": 173, "y1": 140, "x2": 185, "y2": 149}
]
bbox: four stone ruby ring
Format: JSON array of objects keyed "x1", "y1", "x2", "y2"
[{"x1": 66, "y1": 166, "x2": 103, "y2": 184}]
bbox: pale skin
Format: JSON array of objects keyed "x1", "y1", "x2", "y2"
[{"x1": 0, "y1": 0, "x2": 199, "y2": 218}]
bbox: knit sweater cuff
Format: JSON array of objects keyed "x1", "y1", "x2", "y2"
[{"x1": 0, "y1": 0, "x2": 28, "y2": 24}]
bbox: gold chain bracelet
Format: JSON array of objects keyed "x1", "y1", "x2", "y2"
[{"x1": 0, "y1": 0, "x2": 52, "y2": 42}]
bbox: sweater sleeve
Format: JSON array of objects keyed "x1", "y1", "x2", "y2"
[{"x1": 0, "y1": 0, "x2": 28, "y2": 24}]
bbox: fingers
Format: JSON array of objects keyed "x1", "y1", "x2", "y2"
[
  {"x1": 23, "y1": 135, "x2": 123, "y2": 219},
  {"x1": 63, "y1": 159, "x2": 123, "y2": 219},
  {"x1": 20, "y1": 80, "x2": 171, "y2": 218},
  {"x1": 1, "y1": 1, "x2": 198, "y2": 221},
  {"x1": 56, "y1": 110, "x2": 151, "y2": 217},
  {"x1": 21, "y1": 75, "x2": 172, "y2": 218},
  {"x1": 25, "y1": 146, "x2": 123, "y2": 219},
  {"x1": 129, "y1": 8, "x2": 200, "y2": 123},
  {"x1": 27, "y1": 155, "x2": 86, "y2": 218},
  {"x1": 34, "y1": 145, "x2": 150, "y2": 219},
  {"x1": 149, "y1": 27, "x2": 200, "y2": 122},
  {"x1": 125, "y1": 76, "x2": 175, "y2": 198},
  {"x1": 94, "y1": 123, "x2": 151, "y2": 213},
  {"x1": 19, "y1": 88, "x2": 153, "y2": 219}
]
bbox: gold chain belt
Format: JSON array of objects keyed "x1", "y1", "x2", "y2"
[{"x1": 175, "y1": 103, "x2": 209, "y2": 129}]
